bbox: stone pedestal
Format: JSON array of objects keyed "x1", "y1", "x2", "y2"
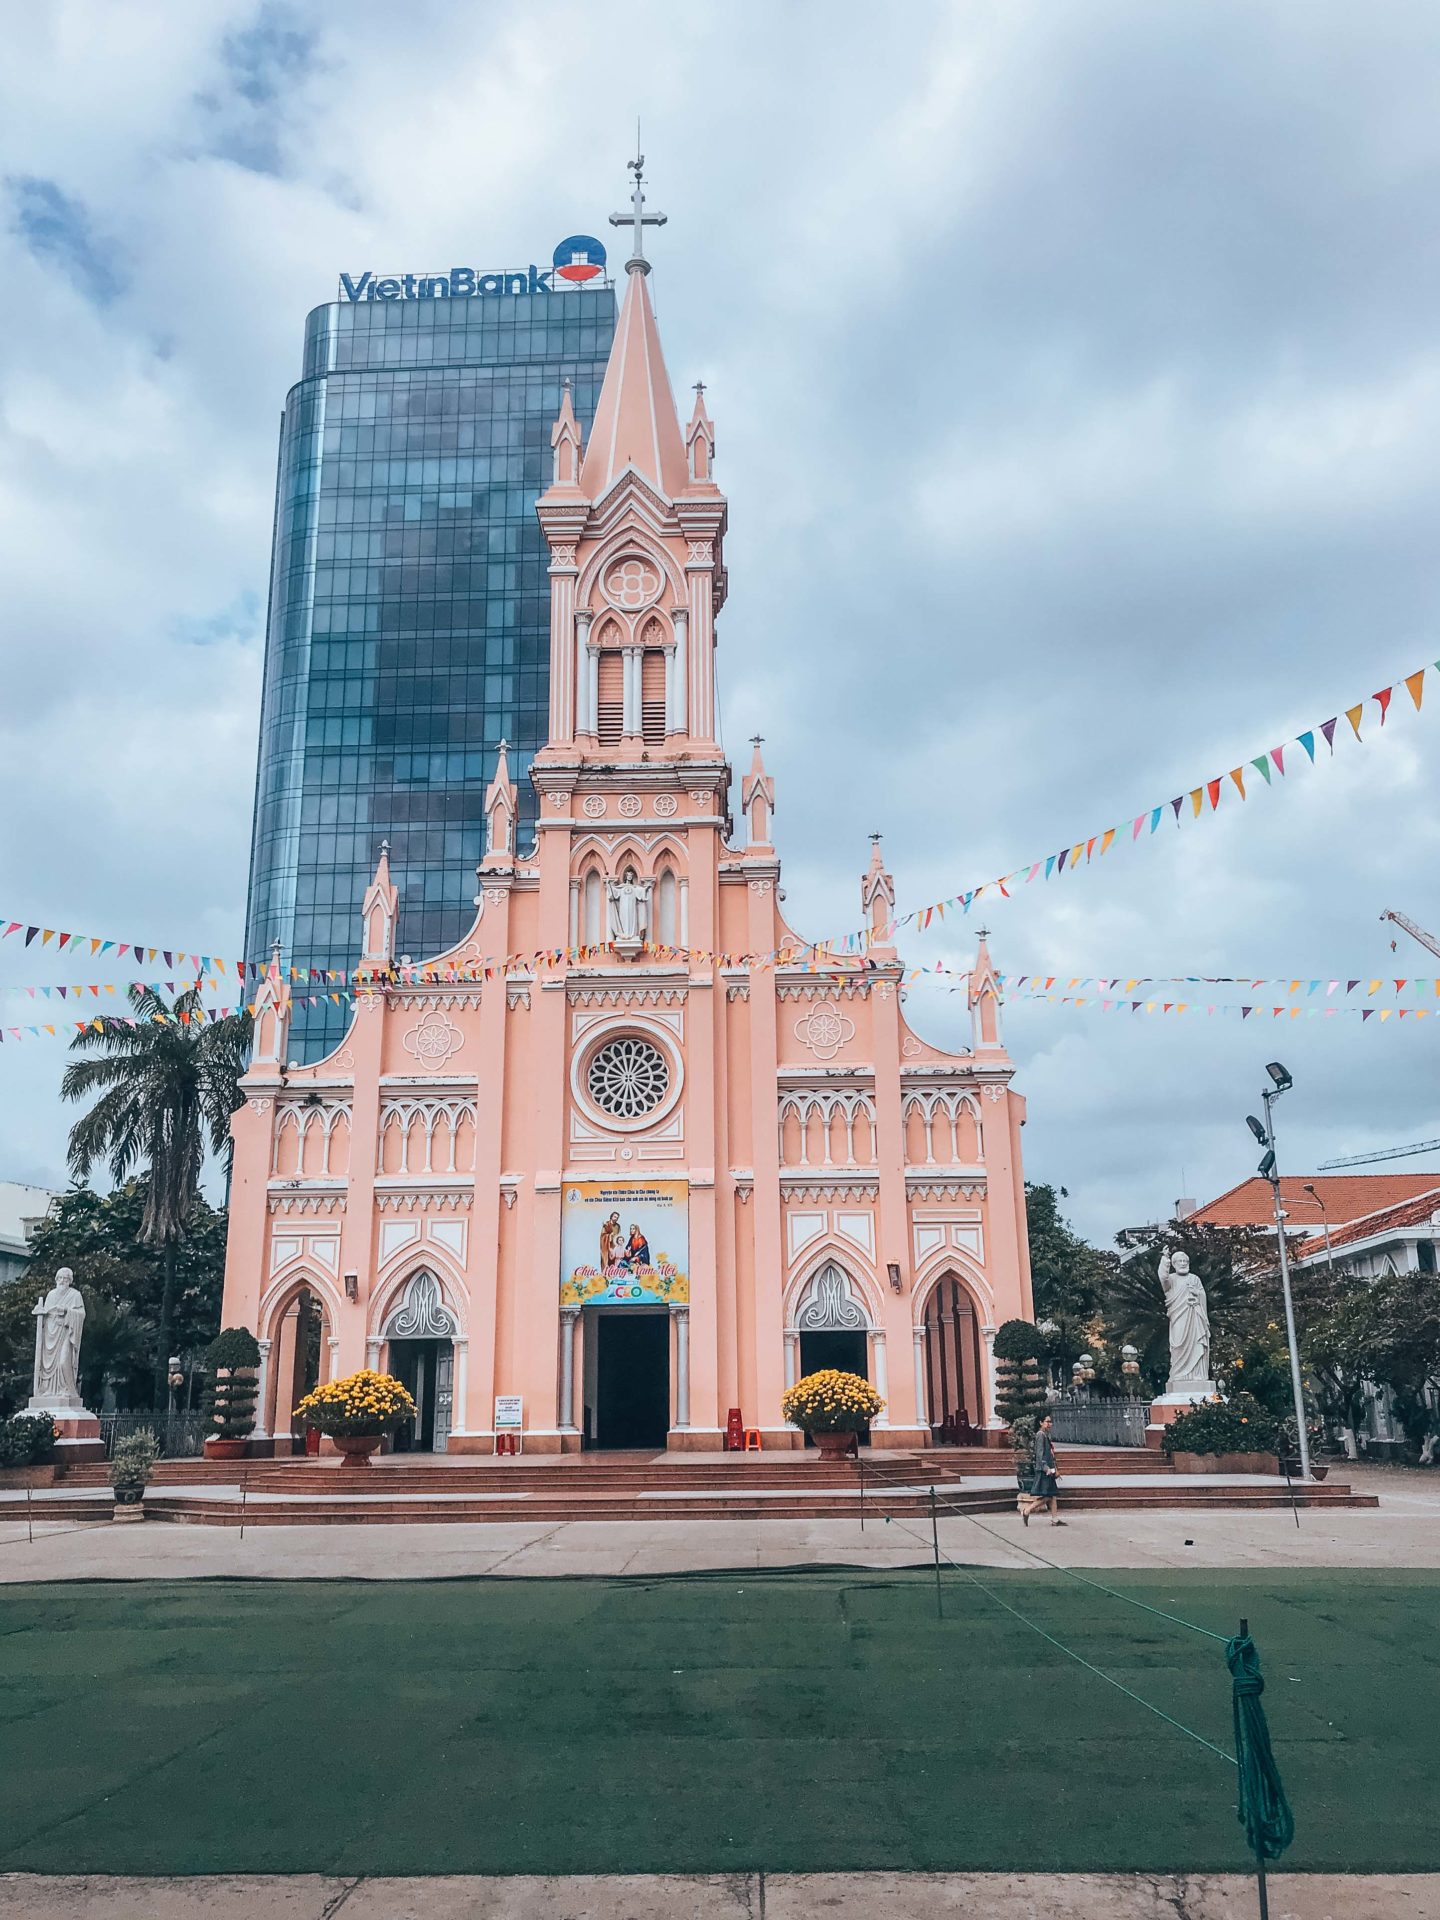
[
  {"x1": 30, "y1": 1409, "x2": 106, "y2": 1463},
  {"x1": 1146, "y1": 1383, "x2": 1218, "y2": 1448}
]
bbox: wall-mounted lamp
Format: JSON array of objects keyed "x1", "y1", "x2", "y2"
[
  {"x1": 886, "y1": 1261, "x2": 903, "y2": 1294},
  {"x1": 344, "y1": 1272, "x2": 359, "y2": 1302}
]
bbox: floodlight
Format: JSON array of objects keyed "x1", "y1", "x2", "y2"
[
  {"x1": 1266, "y1": 1061, "x2": 1293, "y2": 1093},
  {"x1": 1246, "y1": 1115, "x2": 1268, "y2": 1144},
  {"x1": 1257, "y1": 1149, "x2": 1276, "y2": 1180}
]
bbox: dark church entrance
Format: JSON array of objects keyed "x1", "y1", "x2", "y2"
[
  {"x1": 798, "y1": 1329, "x2": 871, "y2": 1446},
  {"x1": 389, "y1": 1338, "x2": 453, "y2": 1453},
  {"x1": 591, "y1": 1311, "x2": 670, "y2": 1450}
]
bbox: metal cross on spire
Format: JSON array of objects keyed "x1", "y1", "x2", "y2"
[{"x1": 610, "y1": 142, "x2": 667, "y2": 275}]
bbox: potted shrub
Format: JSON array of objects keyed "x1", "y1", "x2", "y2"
[
  {"x1": 781, "y1": 1369, "x2": 885, "y2": 1458},
  {"x1": 1160, "y1": 1393, "x2": 1280, "y2": 1474},
  {"x1": 0, "y1": 1413, "x2": 59, "y2": 1485},
  {"x1": 109, "y1": 1428, "x2": 159, "y2": 1521},
  {"x1": 994, "y1": 1320, "x2": 1047, "y2": 1429},
  {"x1": 204, "y1": 1327, "x2": 262, "y2": 1459},
  {"x1": 292, "y1": 1370, "x2": 417, "y2": 1466},
  {"x1": 1007, "y1": 1412, "x2": 1039, "y2": 1490}
]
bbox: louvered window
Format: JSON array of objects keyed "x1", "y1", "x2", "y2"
[
  {"x1": 641, "y1": 649, "x2": 667, "y2": 744},
  {"x1": 596, "y1": 651, "x2": 623, "y2": 747}
]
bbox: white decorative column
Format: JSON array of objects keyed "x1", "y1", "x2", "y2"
[
  {"x1": 912, "y1": 1328, "x2": 929, "y2": 1430},
  {"x1": 325, "y1": 1335, "x2": 340, "y2": 1386},
  {"x1": 575, "y1": 612, "x2": 593, "y2": 738},
  {"x1": 672, "y1": 1305, "x2": 690, "y2": 1429},
  {"x1": 871, "y1": 1329, "x2": 890, "y2": 1426},
  {"x1": 251, "y1": 1337, "x2": 273, "y2": 1439},
  {"x1": 669, "y1": 613, "x2": 688, "y2": 732},
  {"x1": 784, "y1": 1331, "x2": 800, "y2": 1388},
  {"x1": 366, "y1": 1336, "x2": 382, "y2": 1371},
  {"x1": 622, "y1": 647, "x2": 640, "y2": 736},
  {"x1": 558, "y1": 1308, "x2": 580, "y2": 1429},
  {"x1": 982, "y1": 1322, "x2": 1001, "y2": 1429},
  {"x1": 452, "y1": 1335, "x2": 469, "y2": 1435}
]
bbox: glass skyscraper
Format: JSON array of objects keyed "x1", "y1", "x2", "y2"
[{"x1": 245, "y1": 281, "x2": 617, "y2": 1058}]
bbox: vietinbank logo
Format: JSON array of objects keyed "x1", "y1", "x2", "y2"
[
  {"x1": 337, "y1": 236, "x2": 608, "y2": 302},
  {"x1": 553, "y1": 234, "x2": 606, "y2": 283}
]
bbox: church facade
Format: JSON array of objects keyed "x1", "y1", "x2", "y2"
[{"x1": 221, "y1": 195, "x2": 1035, "y2": 1453}]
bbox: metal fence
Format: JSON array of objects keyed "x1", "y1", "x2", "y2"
[
  {"x1": 1048, "y1": 1400, "x2": 1150, "y2": 1448},
  {"x1": 98, "y1": 1412, "x2": 208, "y2": 1459}
]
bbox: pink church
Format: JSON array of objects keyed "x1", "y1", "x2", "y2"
[{"x1": 221, "y1": 205, "x2": 1035, "y2": 1454}]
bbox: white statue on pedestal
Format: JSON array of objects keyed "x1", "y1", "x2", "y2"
[
  {"x1": 605, "y1": 869, "x2": 652, "y2": 948},
  {"x1": 29, "y1": 1267, "x2": 87, "y2": 1413},
  {"x1": 1158, "y1": 1248, "x2": 1214, "y2": 1395}
]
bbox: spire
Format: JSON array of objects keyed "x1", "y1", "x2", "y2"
[
  {"x1": 742, "y1": 735, "x2": 775, "y2": 849},
  {"x1": 580, "y1": 158, "x2": 687, "y2": 500},
  {"x1": 861, "y1": 834, "x2": 896, "y2": 948},
  {"x1": 360, "y1": 840, "x2": 397, "y2": 968},
  {"x1": 550, "y1": 379, "x2": 583, "y2": 490},
  {"x1": 968, "y1": 928, "x2": 1004, "y2": 1051},
  {"x1": 686, "y1": 381, "x2": 716, "y2": 485},
  {"x1": 482, "y1": 740, "x2": 517, "y2": 867},
  {"x1": 251, "y1": 940, "x2": 291, "y2": 1068}
]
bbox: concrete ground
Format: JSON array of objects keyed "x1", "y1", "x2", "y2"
[
  {"x1": 0, "y1": 1462, "x2": 1433, "y2": 1579},
  {"x1": 0, "y1": 1871, "x2": 1436, "y2": 1919}
]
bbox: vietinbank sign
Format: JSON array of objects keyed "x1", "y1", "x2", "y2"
[{"x1": 338, "y1": 234, "x2": 607, "y2": 302}]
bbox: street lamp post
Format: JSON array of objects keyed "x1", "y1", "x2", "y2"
[
  {"x1": 1301, "y1": 1182, "x2": 1334, "y2": 1273},
  {"x1": 1246, "y1": 1062, "x2": 1312, "y2": 1481}
]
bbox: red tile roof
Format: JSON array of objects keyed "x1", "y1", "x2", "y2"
[
  {"x1": 1188, "y1": 1173, "x2": 1440, "y2": 1232},
  {"x1": 1294, "y1": 1188, "x2": 1440, "y2": 1259}
]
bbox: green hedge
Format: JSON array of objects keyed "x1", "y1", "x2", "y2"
[{"x1": 1160, "y1": 1392, "x2": 1279, "y2": 1456}]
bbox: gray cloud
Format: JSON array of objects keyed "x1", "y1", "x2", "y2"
[{"x1": 2, "y1": 0, "x2": 1438, "y2": 1238}]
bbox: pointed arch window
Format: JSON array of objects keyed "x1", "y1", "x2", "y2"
[
  {"x1": 655, "y1": 867, "x2": 678, "y2": 945},
  {"x1": 641, "y1": 648, "x2": 666, "y2": 745},
  {"x1": 596, "y1": 651, "x2": 624, "y2": 747},
  {"x1": 583, "y1": 869, "x2": 604, "y2": 945}
]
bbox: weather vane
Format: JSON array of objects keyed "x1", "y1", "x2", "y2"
[{"x1": 610, "y1": 136, "x2": 667, "y2": 275}]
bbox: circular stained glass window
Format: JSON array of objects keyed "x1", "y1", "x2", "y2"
[{"x1": 587, "y1": 1035, "x2": 670, "y2": 1121}]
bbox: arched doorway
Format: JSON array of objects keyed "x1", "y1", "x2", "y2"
[
  {"x1": 921, "y1": 1272, "x2": 984, "y2": 1441},
  {"x1": 264, "y1": 1283, "x2": 333, "y2": 1454},
  {"x1": 789, "y1": 1261, "x2": 877, "y2": 1446},
  {"x1": 382, "y1": 1271, "x2": 457, "y2": 1453}
]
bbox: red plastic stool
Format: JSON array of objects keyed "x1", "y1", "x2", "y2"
[
  {"x1": 744, "y1": 1428, "x2": 763, "y2": 1452},
  {"x1": 495, "y1": 1432, "x2": 519, "y2": 1457}
]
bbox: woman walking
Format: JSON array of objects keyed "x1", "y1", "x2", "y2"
[{"x1": 1024, "y1": 1413, "x2": 1065, "y2": 1526}]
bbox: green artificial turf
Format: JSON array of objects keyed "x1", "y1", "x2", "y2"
[{"x1": 0, "y1": 1567, "x2": 1434, "y2": 1875}]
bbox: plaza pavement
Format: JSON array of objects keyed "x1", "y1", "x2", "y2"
[
  {"x1": 0, "y1": 1463, "x2": 1433, "y2": 1579},
  {"x1": 0, "y1": 1870, "x2": 1435, "y2": 1918}
]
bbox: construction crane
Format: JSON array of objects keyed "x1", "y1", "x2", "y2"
[
  {"x1": 1320, "y1": 1137, "x2": 1440, "y2": 1169},
  {"x1": 1314, "y1": 911, "x2": 1440, "y2": 1169},
  {"x1": 1380, "y1": 908, "x2": 1440, "y2": 959}
]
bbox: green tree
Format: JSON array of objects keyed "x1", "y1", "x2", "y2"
[
  {"x1": 1303, "y1": 1276, "x2": 1380, "y2": 1455},
  {"x1": 61, "y1": 987, "x2": 249, "y2": 1406},
  {"x1": 993, "y1": 1318, "x2": 1046, "y2": 1425},
  {"x1": 6, "y1": 1182, "x2": 230, "y2": 1415},
  {"x1": 1364, "y1": 1267, "x2": 1440, "y2": 1461},
  {"x1": 1025, "y1": 1183, "x2": 1116, "y2": 1381},
  {"x1": 1107, "y1": 1221, "x2": 1271, "y2": 1393}
]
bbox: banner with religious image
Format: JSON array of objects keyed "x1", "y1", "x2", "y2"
[{"x1": 560, "y1": 1181, "x2": 689, "y2": 1306}]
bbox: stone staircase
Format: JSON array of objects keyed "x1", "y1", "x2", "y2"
[{"x1": 23, "y1": 1446, "x2": 1377, "y2": 1527}]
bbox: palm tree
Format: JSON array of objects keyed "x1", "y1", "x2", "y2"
[{"x1": 62, "y1": 985, "x2": 251, "y2": 1406}]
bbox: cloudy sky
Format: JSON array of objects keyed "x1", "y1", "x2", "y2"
[{"x1": 3, "y1": 0, "x2": 1440, "y2": 1243}]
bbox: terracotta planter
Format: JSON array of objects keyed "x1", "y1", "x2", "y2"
[
  {"x1": 812, "y1": 1429, "x2": 857, "y2": 1460},
  {"x1": 332, "y1": 1433, "x2": 383, "y2": 1468},
  {"x1": 204, "y1": 1437, "x2": 248, "y2": 1461},
  {"x1": 1171, "y1": 1450, "x2": 1280, "y2": 1476}
]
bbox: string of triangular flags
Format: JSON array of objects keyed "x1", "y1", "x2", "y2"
[
  {"x1": 859, "y1": 657, "x2": 1435, "y2": 949},
  {"x1": 998, "y1": 972, "x2": 1440, "y2": 999},
  {"x1": 907, "y1": 986, "x2": 1434, "y2": 1025},
  {"x1": 2, "y1": 658, "x2": 1431, "y2": 989}
]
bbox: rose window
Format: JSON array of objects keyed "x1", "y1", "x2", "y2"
[
  {"x1": 587, "y1": 1036, "x2": 670, "y2": 1121},
  {"x1": 606, "y1": 559, "x2": 660, "y2": 609}
]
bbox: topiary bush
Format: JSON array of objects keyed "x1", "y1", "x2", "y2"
[
  {"x1": 109, "y1": 1427, "x2": 159, "y2": 1494},
  {"x1": 993, "y1": 1318, "x2": 1046, "y2": 1426},
  {"x1": 1160, "y1": 1392, "x2": 1279, "y2": 1457},
  {"x1": 0, "y1": 1413, "x2": 58, "y2": 1468},
  {"x1": 205, "y1": 1327, "x2": 262, "y2": 1440}
]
